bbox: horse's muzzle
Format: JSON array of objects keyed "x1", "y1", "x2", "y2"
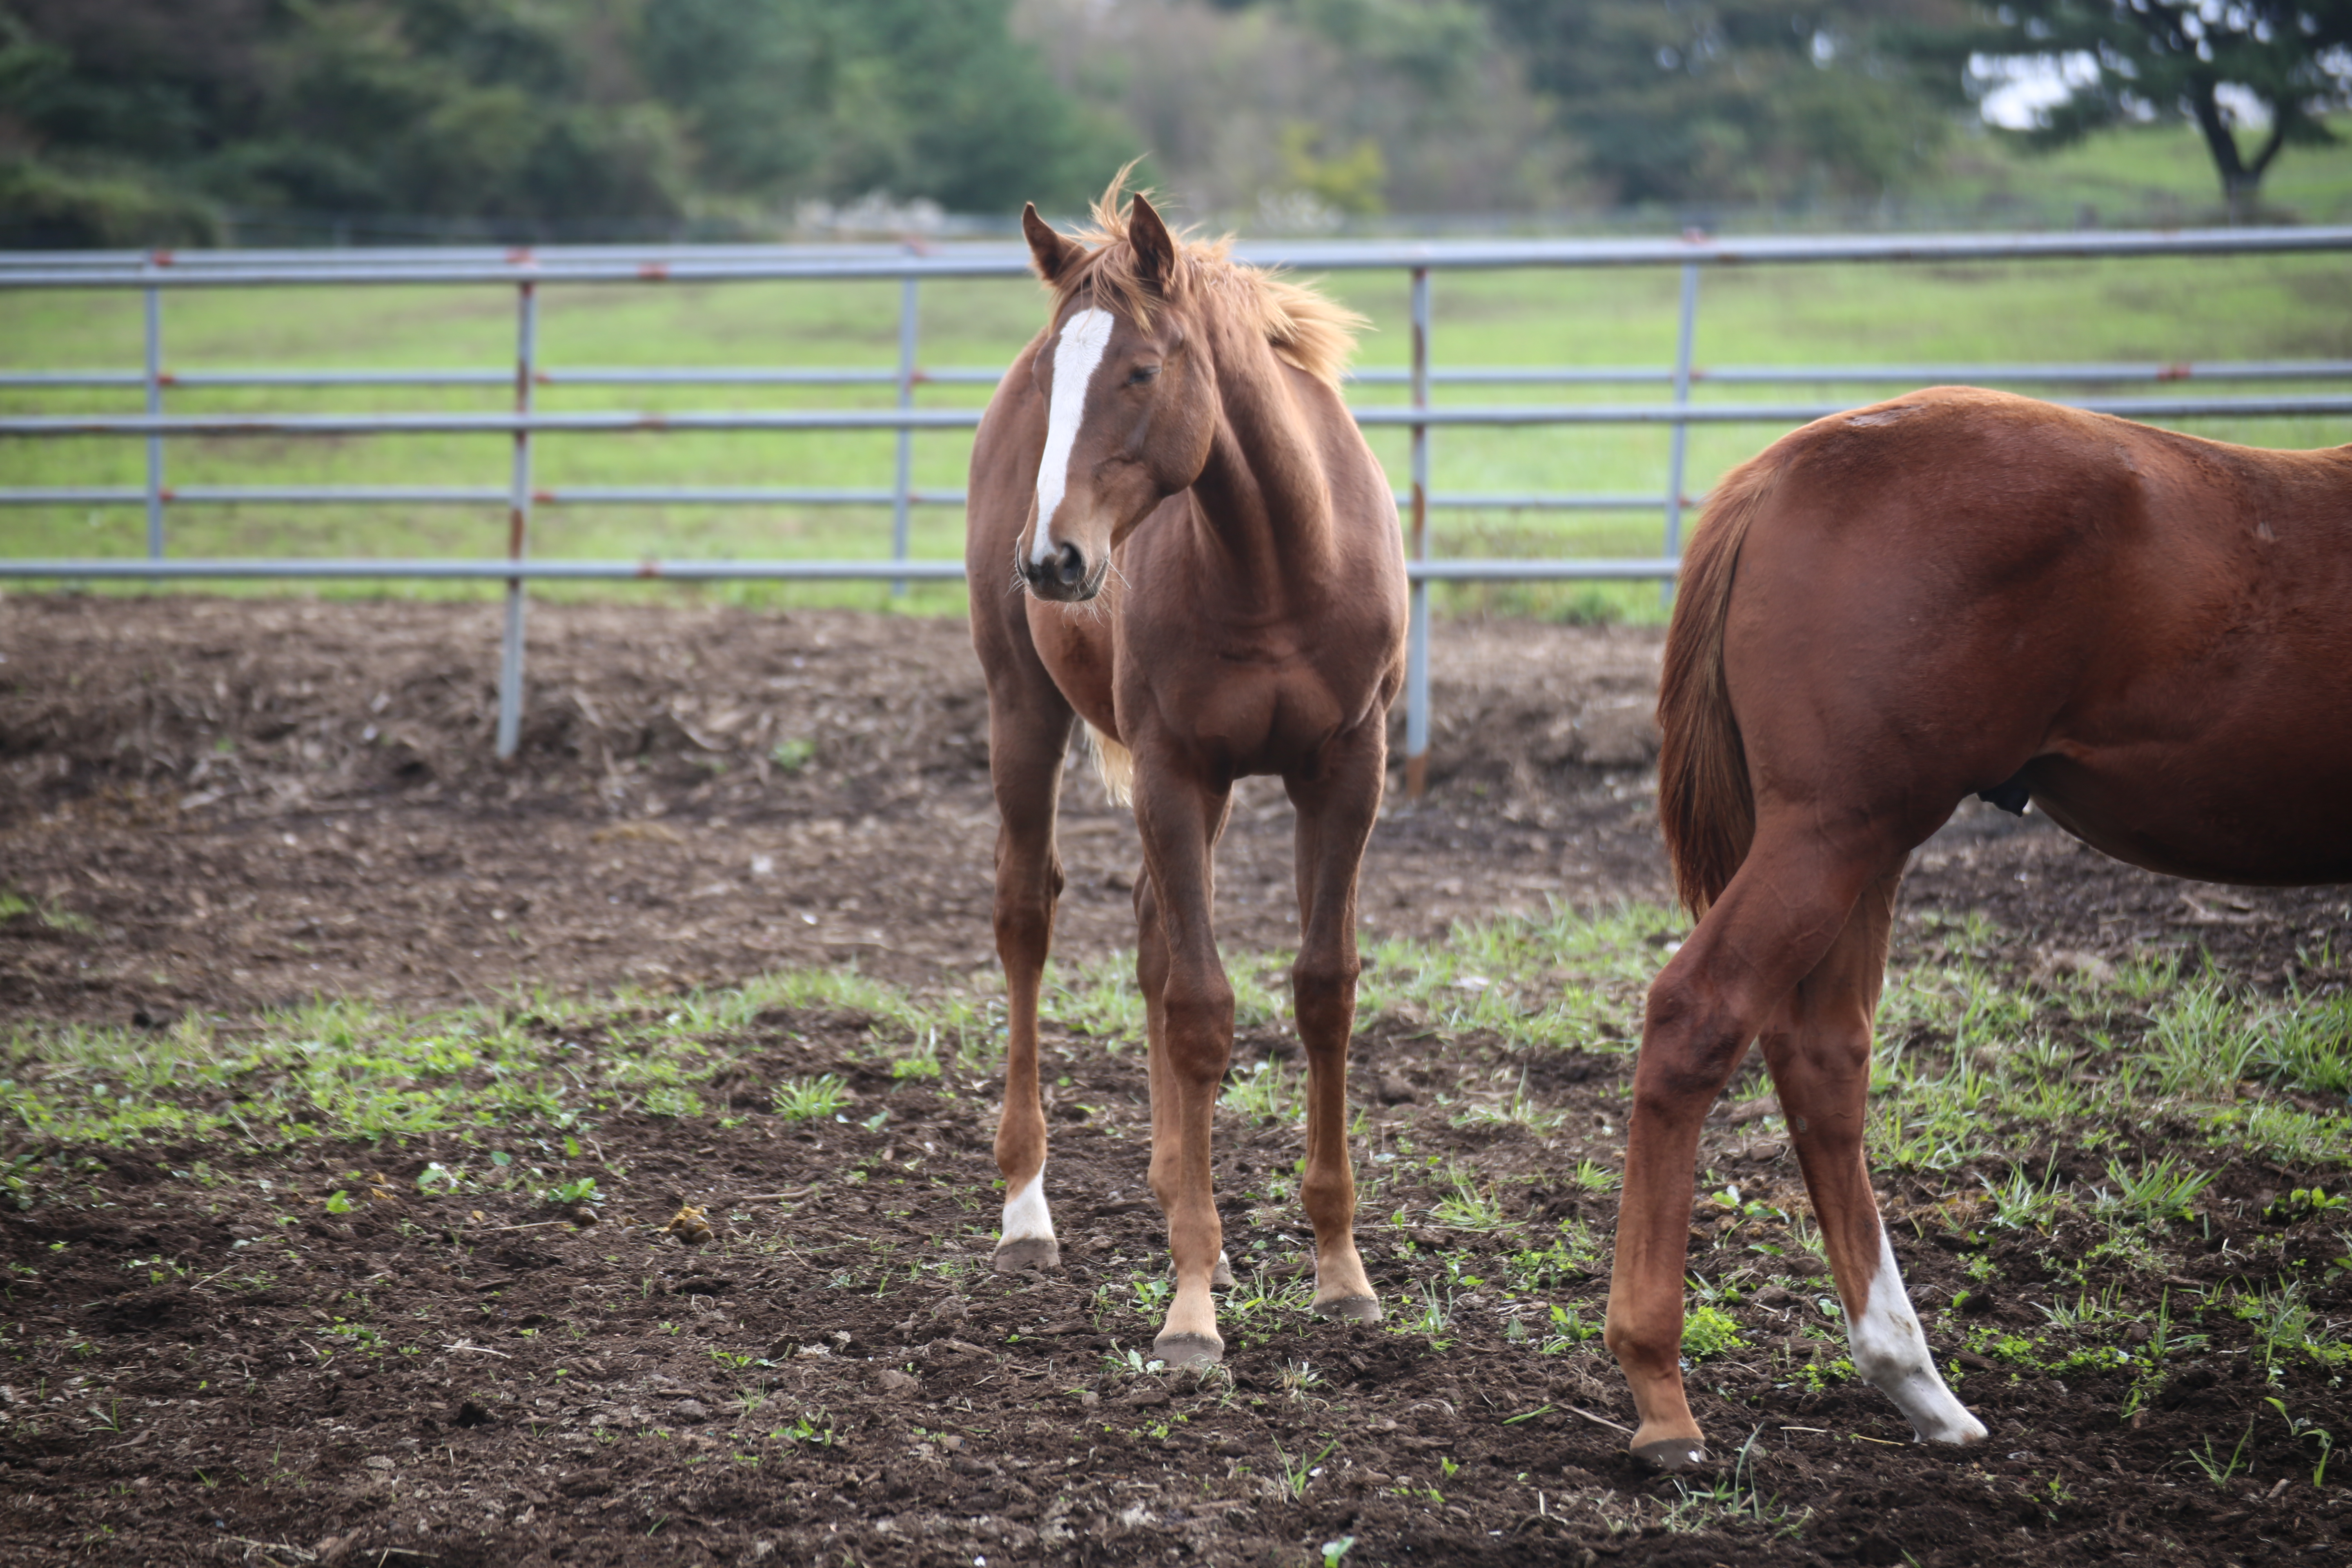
[{"x1": 1023, "y1": 540, "x2": 1104, "y2": 602}]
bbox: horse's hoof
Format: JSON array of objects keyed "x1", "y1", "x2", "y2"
[
  {"x1": 991, "y1": 1237, "x2": 1060, "y2": 1274},
  {"x1": 1313, "y1": 1294, "x2": 1382, "y2": 1323},
  {"x1": 1632, "y1": 1437, "x2": 1709, "y2": 1472},
  {"x1": 1211, "y1": 1252, "x2": 1235, "y2": 1290},
  {"x1": 1152, "y1": 1332, "x2": 1224, "y2": 1369}
]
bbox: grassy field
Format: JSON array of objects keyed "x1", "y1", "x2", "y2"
[
  {"x1": 11, "y1": 898, "x2": 2348, "y2": 1212},
  {"x1": 4, "y1": 121, "x2": 2350, "y2": 625},
  {"x1": 1916, "y1": 115, "x2": 2352, "y2": 229}
]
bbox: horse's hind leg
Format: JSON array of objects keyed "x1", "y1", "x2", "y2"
[
  {"x1": 1760, "y1": 871, "x2": 1985, "y2": 1445},
  {"x1": 1286, "y1": 722, "x2": 1385, "y2": 1321},
  {"x1": 987, "y1": 693, "x2": 1075, "y2": 1273},
  {"x1": 1604, "y1": 824, "x2": 1899, "y2": 1468}
]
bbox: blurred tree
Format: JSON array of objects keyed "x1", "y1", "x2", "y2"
[
  {"x1": 1903, "y1": 2, "x2": 2352, "y2": 218},
  {"x1": 1278, "y1": 121, "x2": 1388, "y2": 214},
  {"x1": 1016, "y1": 0, "x2": 1573, "y2": 219},
  {"x1": 638, "y1": 0, "x2": 1124, "y2": 214},
  {"x1": 0, "y1": 0, "x2": 1119, "y2": 243},
  {"x1": 1477, "y1": 0, "x2": 1972, "y2": 207}
]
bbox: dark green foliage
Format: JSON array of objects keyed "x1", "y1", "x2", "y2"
[
  {"x1": 639, "y1": 0, "x2": 1118, "y2": 215},
  {"x1": 1477, "y1": 1, "x2": 1971, "y2": 207},
  {"x1": 1897, "y1": 2, "x2": 2352, "y2": 212},
  {"x1": 0, "y1": 0, "x2": 1118, "y2": 244},
  {"x1": 0, "y1": 153, "x2": 222, "y2": 247}
]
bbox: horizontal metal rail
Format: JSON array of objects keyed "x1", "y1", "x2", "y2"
[
  {"x1": 0, "y1": 409, "x2": 989, "y2": 436},
  {"x1": 0, "y1": 241, "x2": 937, "y2": 269},
  {"x1": 0, "y1": 484, "x2": 972, "y2": 507},
  {"x1": 1362, "y1": 394, "x2": 2352, "y2": 425},
  {"x1": 9, "y1": 392, "x2": 2348, "y2": 439},
  {"x1": 11, "y1": 359, "x2": 2349, "y2": 391},
  {"x1": 0, "y1": 483, "x2": 1687, "y2": 512},
  {"x1": 0, "y1": 556, "x2": 1677, "y2": 582},
  {"x1": 7, "y1": 224, "x2": 2352, "y2": 288},
  {"x1": 0, "y1": 557, "x2": 971, "y2": 581},
  {"x1": 0, "y1": 366, "x2": 1002, "y2": 389}
]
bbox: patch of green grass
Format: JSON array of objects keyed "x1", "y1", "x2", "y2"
[
  {"x1": 1357, "y1": 900, "x2": 1675, "y2": 1051},
  {"x1": 1681, "y1": 1304, "x2": 1744, "y2": 1360},
  {"x1": 1456, "y1": 1066, "x2": 1565, "y2": 1133},
  {"x1": 2233, "y1": 1281, "x2": 2352, "y2": 1377},
  {"x1": 2250, "y1": 992, "x2": 2352, "y2": 1099},
  {"x1": 1660, "y1": 1427, "x2": 1803, "y2": 1537},
  {"x1": 1920, "y1": 117, "x2": 2352, "y2": 229},
  {"x1": 1864, "y1": 952, "x2": 2352, "y2": 1178},
  {"x1": 1503, "y1": 1221, "x2": 1604, "y2": 1296},
  {"x1": 2095, "y1": 1154, "x2": 2215, "y2": 1227},
  {"x1": 1570, "y1": 1158, "x2": 1620, "y2": 1193},
  {"x1": 1221, "y1": 1057, "x2": 1301, "y2": 1123},
  {"x1": 770, "y1": 1074, "x2": 849, "y2": 1123},
  {"x1": 0, "y1": 891, "x2": 95, "y2": 935},
  {"x1": 1428, "y1": 1169, "x2": 1505, "y2": 1232}
]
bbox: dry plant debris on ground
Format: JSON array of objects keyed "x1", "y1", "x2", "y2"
[{"x1": 0, "y1": 596, "x2": 2348, "y2": 1567}]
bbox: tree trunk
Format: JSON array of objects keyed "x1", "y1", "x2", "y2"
[{"x1": 2183, "y1": 74, "x2": 2284, "y2": 225}]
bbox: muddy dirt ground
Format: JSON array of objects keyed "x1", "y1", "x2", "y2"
[{"x1": 1, "y1": 595, "x2": 2348, "y2": 1567}]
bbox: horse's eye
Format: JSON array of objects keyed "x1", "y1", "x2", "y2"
[{"x1": 1127, "y1": 365, "x2": 1160, "y2": 385}]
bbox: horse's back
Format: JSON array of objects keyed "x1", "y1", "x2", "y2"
[{"x1": 1716, "y1": 388, "x2": 2352, "y2": 884}]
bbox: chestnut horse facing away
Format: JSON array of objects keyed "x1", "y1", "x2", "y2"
[
  {"x1": 966, "y1": 185, "x2": 1406, "y2": 1365},
  {"x1": 1609, "y1": 385, "x2": 2352, "y2": 1468}
]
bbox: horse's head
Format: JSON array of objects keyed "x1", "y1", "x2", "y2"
[{"x1": 1016, "y1": 194, "x2": 1215, "y2": 604}]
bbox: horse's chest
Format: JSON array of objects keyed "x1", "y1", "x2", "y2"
[{"x1": 1160, "y1": 659, "x2": 1353, "y2": 766}]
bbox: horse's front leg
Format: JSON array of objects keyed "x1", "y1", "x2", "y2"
[
  {"x1": 1285, "y1": 722, "x2": 1385, "y2": 1321},
  {"x1": 987, "y1": 695, "x2": 1073, "y2": 1273},
  {"x1": 1132, "y1": 760, "x2": 1235, "y2": 1367}
]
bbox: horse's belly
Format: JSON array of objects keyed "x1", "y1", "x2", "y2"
[{"x1": 2033, "y1": 750, "x2": 2352, "y2": 886}]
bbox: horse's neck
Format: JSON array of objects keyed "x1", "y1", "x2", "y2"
[{"x1": 1186, "y1": 322, "x2": 1338, "y2": 590}]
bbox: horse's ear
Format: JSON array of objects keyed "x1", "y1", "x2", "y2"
[
  {"x1": 1127, "y1": 193, "x2": 1177, "y2": 294},
  {"x1": 1023, "y1": 204, "x2": 1084, "y2": 284}
]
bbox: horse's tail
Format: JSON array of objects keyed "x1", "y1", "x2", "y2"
[
  {"x1": 1658, "y1": 452, "x2": 1780, "y2": 917},
  {"x1": 1084, "y1": 723, "x2": 1136, "y2": 807}
]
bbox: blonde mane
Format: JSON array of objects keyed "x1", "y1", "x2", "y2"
[{"x1": 1044, "y1": 173, "x2": 1364, "y2": 388}]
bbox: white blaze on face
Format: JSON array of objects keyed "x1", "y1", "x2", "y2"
[
  {"x1": 1031, "y1": 307, "x2": 1116, "y2": 566},
  {"x1": 1000, "y1": 1165, "x2": 1056, "y2": 1247},
  {"x1": 1846, "y1": 1227, "x2": 1989, "y2": 1444}
]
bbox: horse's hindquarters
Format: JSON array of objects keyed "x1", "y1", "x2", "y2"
[{"x1": 1721, "y1": 394, "x2": 2352, "y2": 889}]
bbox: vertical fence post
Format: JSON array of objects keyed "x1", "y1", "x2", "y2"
[
  {"x1": 143, "y1": 281, "x2": 165, "y2": 560},
  {"x1": 891, "y1": 260, "x2": 919, "y2": 596},
  {"x1": 1403, "y1": 266, "x2": 1432, "y2": 800},
  {"x1": 1662, "y1": 257, "x2": 1701, "y2": 598},
  {"x1": 495, "y1": 277, "x2": 538, "y2": 761}
]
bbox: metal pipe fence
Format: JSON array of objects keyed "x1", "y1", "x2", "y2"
[{"x1": 5, "y1": 226, "x2": 2351, "y2": 784}]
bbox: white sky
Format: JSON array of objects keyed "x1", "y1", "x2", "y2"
[{"x1": 1970, "y1": 51, "x2": 2276, "y2": 132}]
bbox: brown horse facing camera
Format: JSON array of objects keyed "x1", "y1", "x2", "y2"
[
  {"x1": 964, "y1": 184, "x2": 1406, "y2": 1365},
  {"x1": 1612, "y1": 385, "x2": 2352, "y2": 1468}
]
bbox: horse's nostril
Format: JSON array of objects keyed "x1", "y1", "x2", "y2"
[{"x1": 1056, "y1": 542, "x2": 1086, "y2": 586}]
